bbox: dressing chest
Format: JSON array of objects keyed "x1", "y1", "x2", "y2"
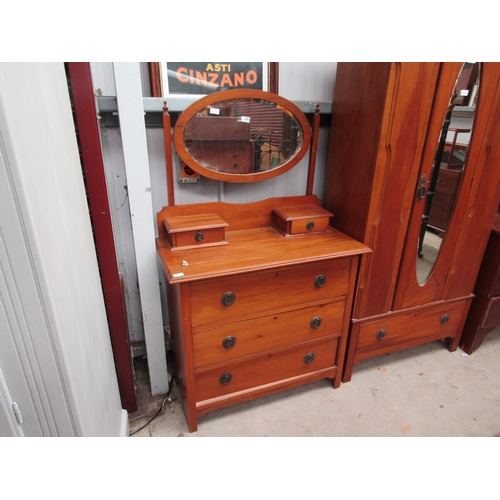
[
  {"x1": 155, "y1": 89, "x2": 369, "y2": 432},
  {"x1": 156, "y1": 196, "x2": 369, "y2": 432}
]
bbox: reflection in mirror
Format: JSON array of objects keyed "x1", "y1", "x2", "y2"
[
  {"x1": 417, "y1": 62, "x2": 480, "y2": 284},
  {"x1": 183, "y1": 98, "x2": 303, "y2": 174}
]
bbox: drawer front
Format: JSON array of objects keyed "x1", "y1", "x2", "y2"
[
  {"x1": 172, "y1": 227, "x2": 226, "y2": 248},
  {"x1": 193, "y1": 300, "x2": 345, "y2": 368},
  {"x1": 482, "y1": 296, "x2": 500, "y2": 329},
  {"x1": 436, "y1": 169, "x2": 460, "y2": 193},
  {"x1": 290, "y1": 217, "x2": 330, "y2": 235},
  {"x1": 195, "y1": 336, "x2": 338, "y2": 402},
  {"x1": 190, "y1": 259, "x2": 351, "y2": 329},
  {"x1": 429, "y1": 205, "x2": 450, "y2": 231},
  {"x1": 434, "y1": 176, "x2": 459, "y2": 209},
  {"x1": 354, "y1": 299, "x2": 470, "y2": 362}
]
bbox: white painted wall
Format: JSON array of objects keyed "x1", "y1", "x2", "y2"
[
  {"x1": 91, "y1": 62, "x2": 146, "y2": 344},
  {"x1": 0, "y1": 62, "x2": 126, "y2": 436},
  {"x1": 113, "y1": 62, "x2": 169, "y2": 395}
]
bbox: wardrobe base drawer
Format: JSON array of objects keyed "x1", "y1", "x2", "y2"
[
  {"x1": 194, "y1": 336, "x2": 338, "y2": 402},
  {"x1": 353, "y1": 297, "x2": 472, "y2": 363}
]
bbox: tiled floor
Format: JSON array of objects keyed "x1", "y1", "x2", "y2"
[{"x1": 128, "y1": 326, "x2": 500, "y2": 437}]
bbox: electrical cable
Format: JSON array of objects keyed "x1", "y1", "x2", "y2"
[{"x1": 129, "y1": 376, "x2": 175, "y2": 436}]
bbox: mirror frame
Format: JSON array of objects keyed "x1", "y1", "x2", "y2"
[{"x1": 173, "y1": 89, "x2": 312, "y2": 183}]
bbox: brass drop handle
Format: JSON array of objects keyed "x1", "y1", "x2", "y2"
[
  {"x1": 314, "y1": 274, "x2": 327, "y2": 288},
  {"x1": 304, "y1": 353, "x2": 315, "y2": 364},
  {"x1": 194, "y1": 231, "x2": 204, "y2": 242},
  {"x1": 219, "y1": 373, "x2": 233, "y2": 385},
  {"x1": 221, "y1": 292, "x2": 236, "y2": 306},
  {"x1": 310, "y1": 316, "x2": 322, "y2": 329},
  {"x1": 306, "y1": 221, "x2": 315, "y2": 230},
  {"x1": 222, "y1": 336, "x2": 237, "y2": 349},
  {"x1": 376, "y1": 329, "x2": 386, "y2": 340}
]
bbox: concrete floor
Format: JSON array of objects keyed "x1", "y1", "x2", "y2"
[{"x1": 128, "y1": 325, "x2": 500, "y2": 437}]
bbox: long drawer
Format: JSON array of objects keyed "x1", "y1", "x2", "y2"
[
  {"x1": 194, "y1": 336, "x2": 338, "y2": 402},
  {"x1": 354, "y1": 298, "x2": 471, "y2": 362},
  {"x1": 189, "y1": 259, "x2": 350, "y2": 329},
  {"x1": 192, "y1": 299, "x2": 345, "y2": 368}
]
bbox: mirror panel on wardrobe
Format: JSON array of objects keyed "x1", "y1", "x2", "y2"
[{"x1": 416, "y1": 63, "x2": 480, "y2": 285}]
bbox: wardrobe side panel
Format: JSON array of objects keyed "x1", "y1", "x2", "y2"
[{"x1": 323, "y1": 62, "x2": 391, "y2": 243}]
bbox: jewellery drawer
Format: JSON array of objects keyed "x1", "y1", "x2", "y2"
[
  {"x1": 272, "y1": 205, "x2": 333, "y2": 236},
  {"x1": 189, "y1": 258, "x2": 351, "y2": 329},
  {"x1": 163, "y1": 213, "x2": 228, "y2": 251},
  {"x1": 354, "y1": 298, "x2": 471, "y2": 362},
  {"x1": 194, "y1": 336, "x2": 339, "y2": 402},
  {"x1": 192, "y1": 299, "x2": 345, "y2": 368}
]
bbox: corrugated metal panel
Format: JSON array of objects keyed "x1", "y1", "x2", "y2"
[{"x1": 279, "y1": 62, "x2": 337, "y2": 101}]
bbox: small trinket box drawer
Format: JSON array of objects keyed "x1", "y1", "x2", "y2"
[
  {"x1": 272, "y1": 205, "x2": 333, "y2": 236},
  {"x1": 162, "y1": 213, "x2": 228, "y2": 251}
]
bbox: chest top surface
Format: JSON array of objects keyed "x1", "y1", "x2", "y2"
[{"x1": 156, "y1": 196, "x2": 371, "y2": 284}]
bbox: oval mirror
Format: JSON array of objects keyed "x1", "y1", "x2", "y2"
[
  {"x1": 173, "y1": 90, "x2": 311, "y2": 183},
  {"x1": 416, "y1": 62, "x2": 480, "y2": 284}
]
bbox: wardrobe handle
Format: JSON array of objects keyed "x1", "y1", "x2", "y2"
[{"x1": 417, "y1": 174, "x2": 427, "y2": 200}]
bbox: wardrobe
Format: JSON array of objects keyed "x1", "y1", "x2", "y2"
[{"x1": 323, "y1": 63, "x2": 500, "y2": 381}]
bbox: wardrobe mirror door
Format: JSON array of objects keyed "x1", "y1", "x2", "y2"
[{"x1": 416, "y1": 62, "x2": 480, "y2": 285}]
